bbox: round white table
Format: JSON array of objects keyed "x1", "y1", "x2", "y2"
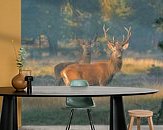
[{"x1": 0, "y1": 86, "x2": 158, "y2": 130}]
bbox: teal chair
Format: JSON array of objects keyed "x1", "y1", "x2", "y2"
[{"x1": 65, "y1": 80, "x2": 96, "y2": 130}]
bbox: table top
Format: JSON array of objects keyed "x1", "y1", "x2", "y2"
[{"x1": 0, "y1": 86, "x2": 158, "y2": 97}]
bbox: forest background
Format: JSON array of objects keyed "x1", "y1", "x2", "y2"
[{"x1": 21, "y1": 0, "x2": 163, "y2": 125}]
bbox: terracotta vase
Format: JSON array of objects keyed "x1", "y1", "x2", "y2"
[{"x1": 12, "y1": 70, "x2": 27, "y2": 91}]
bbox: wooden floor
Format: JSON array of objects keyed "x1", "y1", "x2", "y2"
[{"x1": 20, "y1": 125, "x2": 163, "y2": 130}]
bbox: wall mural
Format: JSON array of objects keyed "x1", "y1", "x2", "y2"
[{"x1": 22, "y1": 0, "x2": 163, "y2": 125}]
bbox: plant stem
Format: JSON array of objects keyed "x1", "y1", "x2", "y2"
[{"x1": 11, "y1": 40, "x2": 18, "y2": 59}]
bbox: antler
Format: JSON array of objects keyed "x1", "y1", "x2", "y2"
[
  {"x1": 92, "y1": 33, "x2": 98, "y2": 42},
  {"x1": 122, "y1": 26, "x2": 131, "y2": 45},
  {"x1": 89, "y1": 33, "x2": 99, "y2": 47},
  {"x1": 103, "y1": 24, "x2": 115, "y2": 43},
  {"x1": 103, "y1": 24, "x2": 109, "y2": 39}
]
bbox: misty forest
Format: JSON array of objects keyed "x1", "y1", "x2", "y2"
[{"x1": 21, "y1": 0, "x2": 163, "y2": 125}]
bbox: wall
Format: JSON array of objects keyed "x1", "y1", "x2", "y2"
[{"x1": 0, "y1": 0, "x2": 21, "y2": 127}]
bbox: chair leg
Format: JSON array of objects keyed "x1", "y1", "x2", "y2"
[
  {"x1": 87, "y1": 109, "x2": 95, "y2": 130},
  {"x1": 66, "y1": 109, "x2": 74, "y2": 130},
  {"x1": 128, "y1": 116, "x2": 134, "y2": 130},
  {"x1": 137, "y1": 117, "x2": 141, "y2": 130},
  {"x1": 147, "y1": 117, "x2": 154, "y2": 130}
]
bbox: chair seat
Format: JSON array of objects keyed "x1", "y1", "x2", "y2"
[
  {"x1": 66, "y1": 97, "x2": 95, "y2": 108},
  {"x1": 128, "y1": 109, "x2": 154, "y2": 130},
  {"x1": 128, "y1": 109, "x2": 153, "y2": 117}
]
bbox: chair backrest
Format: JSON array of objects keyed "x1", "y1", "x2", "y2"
[
  {"x1": 70, "y1": 79, "x2": 89, "y2": 87},
  {"x1": 66, "y1": 80, "x2": 95, "y2": 108}
]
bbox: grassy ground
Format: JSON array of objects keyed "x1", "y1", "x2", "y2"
[
  {"x1": 22, "y1": 57, "x2": 163, "y2": 125},
  {"x1": 22, "y1": 86, "x2": 163, "y2": 125},
  {"x1": 22, "y1": 96, "x2": 163, "y2": 125}
]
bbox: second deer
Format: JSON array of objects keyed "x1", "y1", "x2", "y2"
[
  {"x1": 54, "y1": 36, "x2": 98, "y2": 85},
  {"x1": 61, "y1": 25, "x2": 131, "y2": 86}
]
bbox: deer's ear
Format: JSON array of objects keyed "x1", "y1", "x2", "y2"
[
  {"x1": 108, "y1": 43, "x2": 114, "y2": 51},
  {"x1": 122, "y1": 43, "x2": 129, "y2": 50}
]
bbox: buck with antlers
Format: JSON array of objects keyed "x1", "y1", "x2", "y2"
[
  {"x1": 54, "y1": 36, "x2": 98, "y2": 85},
  {"x1": 61, "y1": 25, "x2": 131, "y2": 86}
]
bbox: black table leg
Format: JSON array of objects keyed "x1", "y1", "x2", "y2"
[
  {"x1": 0, "y1": 96, "x2": 18, "y2": 130},
  {"x1": 110, "y1": 96, "x2": 127, "y2": 130}
]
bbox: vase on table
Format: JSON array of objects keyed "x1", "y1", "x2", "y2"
[{"x1": 11, "y1": 69, "x2": 27, "y2": 91}]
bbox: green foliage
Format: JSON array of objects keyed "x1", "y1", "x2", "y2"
[
  {"x1": 22, "y1": 0, "x2": 163, "y2": 53},
  {"x1": 154, "y1": 17, "x2": 163, "y2": 32},
  {"x1": 100, "y1": 0, "x2": 132, "y2": 21},
  {"x1": 16, "y1": 48, "x2": 27, "y2": 70},
  {"x1": 114, "y1": 0, "x2": 132, "y2": 17},
  {"x1": 147, "y1": 65, "x2": 163, "y2": 76},
  {"x1": 158, "y1": 41, "x2": 163, "y2": 51}
]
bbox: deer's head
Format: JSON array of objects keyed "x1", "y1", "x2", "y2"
[
  {"x1": 77, "y1": 34, "x2": 98, "y2": 50},
  {"x1": 103, "y1": 25, "x2": 131, "y2": 59}
]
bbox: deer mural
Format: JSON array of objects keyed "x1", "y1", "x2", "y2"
[
  {"x1": 54, "y1": 36, "x2": 98, "y2": 85},
  {"x1": 61, "y1": 25, "x2": 131, "y2": 86}
]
